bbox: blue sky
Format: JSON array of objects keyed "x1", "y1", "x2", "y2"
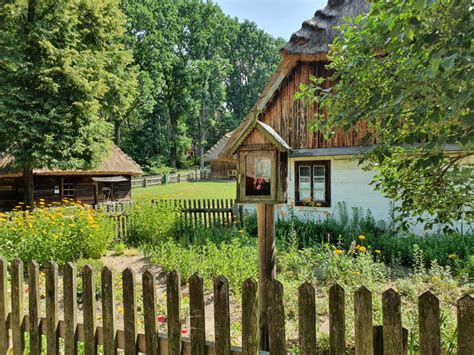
[{"x1": 214, "y1": 0, "x2": 327, "y2": 40}]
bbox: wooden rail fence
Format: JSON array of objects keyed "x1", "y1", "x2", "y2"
[
  {"x1": 131, "y1": 171, "x2": 211, "y2": 189},
  {"x1": 0, "y1": 258, "x2": 473, "y2": 354}
]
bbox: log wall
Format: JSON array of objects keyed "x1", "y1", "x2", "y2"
[{"x1": 260, "y1": 61, "x2": 373, "y2": 149}]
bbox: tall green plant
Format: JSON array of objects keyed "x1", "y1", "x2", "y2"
[{"x1": 0, "y1": 0, "x2": 137, "y2": 206}]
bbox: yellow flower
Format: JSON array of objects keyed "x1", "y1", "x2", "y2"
[
  {"x1": 358, "y1": 246, "x2": 367, "y2": 253},
  {"x1": 239, "y1": 229, "x2": 244, "y2": 234},
  {"x1": 352, "y1": 271, "x2": 360, "y2": 276},
  {"x1": 358, "y1": 235, "x2": 366, "y2": 241},
  {"x1": 334, "y1": 249, "x2": 344, "y2": 256},
  {"x1": 431, "y1": 276, "x2": 440, "y2": 283},
  {"x1": 448, "y1": 253, "x2": 457, "y2": 260},
  {"x1": 375, "y1": 250, "x2": 381, "y2": 254}
]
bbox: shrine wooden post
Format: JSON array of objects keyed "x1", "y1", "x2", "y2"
[{"x1": 229, "y1": 119, "x2": 290, "y2": 351}]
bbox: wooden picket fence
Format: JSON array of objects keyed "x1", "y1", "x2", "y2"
[
  {"x1": 98, "y1": 199, "x2": 243, "y2": 240},
  {"x1": 1, "y1": 258, "x2": 473, "y2": 355}
]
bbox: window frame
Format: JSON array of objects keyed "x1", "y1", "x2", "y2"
[
  {"x1": 295, "y1": 160, "x2": 331, "y2": 207},
  {"x1": 62, "y1": 177, "x2": 75, "y2": 199}
]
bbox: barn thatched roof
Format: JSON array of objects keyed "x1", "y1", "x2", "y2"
[
  {"x1": 0, "y1": 144, "x2": 143, "y2": 178},
  {"x1": 282, "y1": 0, "x2": 369, "y2": 56},
  {"x1": 204, "y1": 131, "x2": 235, "y2": 162}
]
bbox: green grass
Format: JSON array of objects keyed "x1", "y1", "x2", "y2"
[{"x1": 132, "y1": 180, "x2": 236, "y2": 200}]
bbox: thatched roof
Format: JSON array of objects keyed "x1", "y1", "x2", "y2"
[
  {"x1": 0, "y1": 144, "x2": 142, "y2": 177},
  {"x1": 282, "y1": 0, "x2": 369, "y2": 56},
  {"x1": 204, "y1": 131, "x2": 235, "y2": 162}
]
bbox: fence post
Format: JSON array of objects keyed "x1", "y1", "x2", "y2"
[
  {"x1": 83, "y1": 265, "x2": 98, "y2": 355},
  {"x1": 143, "y1": 270, "x2": 159, "y2": 355},
  {"x1": 189, "y1": 273, "x2": 206, "y2": 355},
  {"x1": 382, "y1": 289, "x2": 403, "y2": 355},
  {"x1": 11, "y1": 258, "x2": 24, "y2": 354},
  {"x1": 214, "y1": 276, "x2": 231, "y2": 355},
  {"x1": 102, "y1": 267, "x2": 117, "y2": 355},
  {"x1": 242, "y1": 278, "x2": 258, "y2": 355},
  {"x1": 64, "y1": 262, "x2": 78, "y2": 355},
  {"x1": 167, "y1": 271, "x2": 181, "y2": 355},
  {"x1": 354, "y1": 286, "x2": 373, "y2": 355},
  {"x1": 123, "y1": 268, "x2": 137, "y2": 355},
  {"x1": 457, "y1": 295, "x2": 474, "y2": 355},
  {"x1": 298, "y1": 282, "x2": 316, "y2": 355},
  {"x1": 329, "y1": 283, "x2": 345, "y2": 355},
  {"x1": 0, "y1": 258, "x2": 9, "y2": 354},
  {"x1": 46, "y1": 261, "x2": 59, "y2": 355},
  {"x1": 143, "y1": 178, "x2": 147, "y2": 188},
  {"x1": 418, "y1": 291, "x2": 440, "y2": 355}
]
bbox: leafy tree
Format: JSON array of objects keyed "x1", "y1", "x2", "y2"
[
  {"x1": 0, "y1": 0, "x2": 136, "y2": 206},
  {"x1": 121, "y1": 0, "x2": 285, "y2": 171},
  {"x1": 298, "y1": 0, "x2": 473, "y2": 231},
  {"x1": 226, "y1": 20, "x2": 285, "y2": 125}
]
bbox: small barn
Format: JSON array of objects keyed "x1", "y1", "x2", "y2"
[
  {"x1": 0, "y1": 144, "x2": 142, "y2": 210},
  {"x1": 204, "y1": 131, "x2": 237, "y2": 180}
]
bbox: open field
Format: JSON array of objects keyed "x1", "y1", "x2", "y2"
[{"x1": 132, "y1": 180, "x2": 236, "y2": 200}]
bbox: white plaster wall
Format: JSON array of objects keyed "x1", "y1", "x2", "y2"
[
  {"x1": 285, "y1": 156, "x2": 393, "y2": 223},
  {"x1": 242, "y1": 154, "x2": 472, "y2": 234}
]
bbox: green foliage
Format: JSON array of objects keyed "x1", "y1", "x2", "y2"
[
  {"x1": 0, "y1": 0, "x2": 136, "y2": 201},
  {"x1": 126, "y1": 201, "x2": 180, "y2": 246},
  {"x1": 143, "y1": 235, "x2": 258, "y2": 293},
  {"x1": 244, "y1": 205, "x2": 473, "y2": 269},
  {"x1": 297, "y1": 0, "x2": 473, "y2": 230},
  {"x1": 0, "y1": 202, "x2": 114, "y2": 265},
  {"x1": 120, "y1": 0, "x2": 283, "y2": 169}
]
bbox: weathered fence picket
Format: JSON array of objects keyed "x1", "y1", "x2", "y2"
[
  {"x1": 46, "y1": 261, "x2": 59, "y2": 355},
  {"x1": 354, "y1": 286, "x2": 373, "y2": 355},
  {"x1": 382, "y1": 289, "x2": 403, "y2": 355},
  {"x1": 143, "y1": 270, "x2": 159, "y2": 355},
  {"x1": 167, "y1": 270, "x2": 181, "y2": 355},
  {"x1": 298, "y1": 282, "x2": 316, "y2": 355},
  {"x1": 214, "y1": 276, "x2": 231, "y2": 355},
  {"x1": 189, "y1": 273, "x2": 206, "y2": 355},
  {"x1": 0, "y1": 258, "x2": 8, "y2": 354},
  {"x1": 0, "y1": 259, "x2": 471, "y2": 354},
  {"x1": 241, "y1": 278, "x2": 258, "y2": 355},
  {"x1": 11, "y1": 258, "x2": 24, "y2": 354},
  {"x1": 64, "y1": 262, "x2": 78, "y2": 354},
  {"x1": 28, "y1": 261, "x2": 41, "y2": 355},
  {"x1": 329, "y1": 283, "x2": 345, "y2": 355},
  {"x1": 82, "y1": 265, "x2": 98, "y2": 355}
]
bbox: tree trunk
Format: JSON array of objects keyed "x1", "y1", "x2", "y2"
[
  {"x1": 170, "y1": 118, "x2": 178, "y2": 169},
  {"x1": 199, "y1": 145, "x2": 205, "y2": 171},
  {"x1": 114, "y1": 121, "x2": 121, "y2": 147},
  {"x1": 23, "y1": 166, "x2": 34, "y2": 208}
]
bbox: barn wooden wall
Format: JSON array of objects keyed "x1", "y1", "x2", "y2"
[{"x1": 260, "y1": 61, "x2": 373, "y2": 149}]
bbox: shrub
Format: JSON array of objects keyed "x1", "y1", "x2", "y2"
[
  {"x1": 0, "y1": 201, "x2": 114, "y2": 265},
  {"x1": 126, "y1": 201, "x2": 180, "y2": 246},
  {"x1": 143, "y1": 234, "x2": 258, "y2": 293}
]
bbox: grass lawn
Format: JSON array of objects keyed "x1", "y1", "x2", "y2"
[{"x1": 132, "y1": 180, "x2": 236, "y2": 200}]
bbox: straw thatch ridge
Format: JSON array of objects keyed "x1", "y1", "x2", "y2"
[
  {"x1": 282, "y1": 0, "x2": 369, "y2": 55},
  {"x1": 0, "y1": 143, "x2": 142, "y2": 177},
  {"x1": 204, "y1": 131, "x2": 235, "y2": 162}
]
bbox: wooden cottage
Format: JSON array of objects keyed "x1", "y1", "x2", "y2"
[
  {"x1": 220, "y1": 0, "x2": 467, "y2": 231},
  {"x1": 204, "y1": 131, "x2": 237, "y2": 180},
  {"x1": 0, "y1": 144, "x2": 142, "y2": 210},
  {"x1": 219, "y1": 0, "x2": 396, "y2": 218}
]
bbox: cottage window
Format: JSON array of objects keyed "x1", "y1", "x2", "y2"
[
  {"x1": 295, "y1": 160, "x2": 330, "y2": 206},
  {"x1": 63, "y1": 178, "x2": 75, "y2": 198}
]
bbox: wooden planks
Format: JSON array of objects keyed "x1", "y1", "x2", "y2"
[{"x1": 0, "y1": 259, "x2": 470, "y2": 355}]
